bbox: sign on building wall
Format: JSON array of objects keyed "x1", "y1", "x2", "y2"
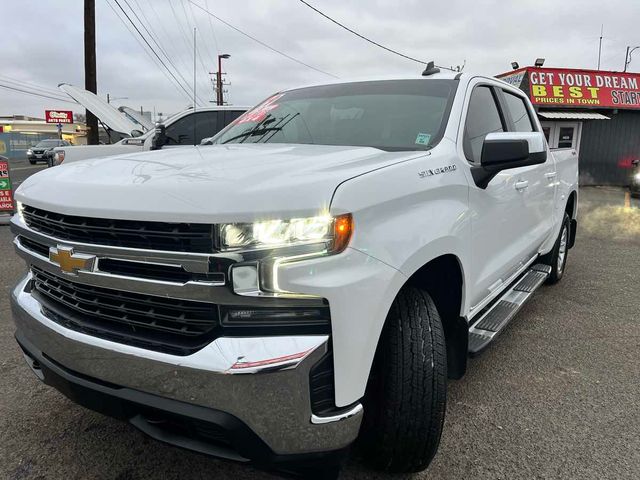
[
  {"x1": 525, "y1": 68, "x2": 640, "y2": 109},
  {"x1": 45, "y1": 110, "x2": 73, "y2": 124}
]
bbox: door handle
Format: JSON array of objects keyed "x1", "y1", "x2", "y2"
[
  {"x1": 515, "y1": 180, "x2": 529, "y2": 191},
  {"x1": 545, "y1": 172, "x2": 557, "y2": 180}
]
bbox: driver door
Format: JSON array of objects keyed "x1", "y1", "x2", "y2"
[{"x1": 462, "y1": 83, "x2": 534, "y2": 314}]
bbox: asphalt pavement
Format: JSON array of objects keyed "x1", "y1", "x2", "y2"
[{"x1": 0, "y1": 178, "x2": 638, "y2": 479}]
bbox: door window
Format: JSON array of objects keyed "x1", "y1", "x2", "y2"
[
  {"x1": 558, "y1": 127, "x2": 574, "y2": 148},
  {"x1": 165, "y1": 112, "x2": 219, "y2": 145},
  {"x1": 502, "y1": 91, "x2": 534, "y2": 132},
  {"x1": 463, "y1": 86, "x2": 505, "y2": 163}
]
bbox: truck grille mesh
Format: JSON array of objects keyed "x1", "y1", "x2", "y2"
[
  {"x1": 22, "y1": 205, "x2": 216, "y2": 253},
  {"x1": 31, "y1": 267, "x2": 219, "y2": 355}
]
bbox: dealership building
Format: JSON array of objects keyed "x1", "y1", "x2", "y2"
[{"x1": 497, "y1": 66, "x2": 640, "y2": 185}]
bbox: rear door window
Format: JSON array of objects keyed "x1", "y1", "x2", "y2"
[{"x1": 502, "y1": 91, "x2": 535, "y2": 132}]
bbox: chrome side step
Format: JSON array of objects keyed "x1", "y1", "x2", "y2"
[{"x1": 468, "y1": 264, "x2": 551, "y2": 356}]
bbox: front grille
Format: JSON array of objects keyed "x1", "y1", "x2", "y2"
[
  {"x1": 31, "y1": 267, "x2": 219, "y2": 355},
  {"x1": 22, "y1": 205, "x2": 216, "y2": 253}
]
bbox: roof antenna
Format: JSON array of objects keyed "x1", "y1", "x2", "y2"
[{"x1": 421, "y1": 61, "x2": 441, "y2": 76}]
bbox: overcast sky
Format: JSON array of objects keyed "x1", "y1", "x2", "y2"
[{"x1": 3, "y1": 0, "x2": 640, "y2": 119}]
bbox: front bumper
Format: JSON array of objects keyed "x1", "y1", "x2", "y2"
[{"x1": 11, "y1": 274, "x2": 363, "y2": 460}]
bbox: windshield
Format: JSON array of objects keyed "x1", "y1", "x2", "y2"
[
  {"x1": 35, "y1": 140, "x2": 61, "y2": 147},
  {"x1": 212, "y1": 79, "x2": 457, "y2": 151}
]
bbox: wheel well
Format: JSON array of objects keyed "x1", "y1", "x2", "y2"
[
  {"x1": 407, "y1": 255, "x2": 467, "y2": 379},
  {"x1": 565, "y1": 191, "x2": 578, "y2": 248}
]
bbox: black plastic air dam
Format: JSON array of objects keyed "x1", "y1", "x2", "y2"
[{"x1": 15, "y1": 332, "x2": 348, "y2": 477}]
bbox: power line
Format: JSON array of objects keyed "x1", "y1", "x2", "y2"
[
  {"x1": 0, "y1": 75, "x2": 67, "y2": 98},
  {"x1": 187, "y1": 0, "x2": 339, "y2": 79},
  {"x1": 111, "y1": 0, "x2": 200, "y2": 103},
  {"x1": 297, "y1": 0, "x2": 450, "y2": 69},
  {"x1": 105, "y1": 0, "x2": 194, "y2": 103},
  {"x1": 0, "y1": 83, "x2": 78, "y2": 104},
  {"x1": 142, "y1": 0, "x2": 205, "y2": 95},
  {"x1": 122, "y1": 0, "x2": 207, "y2": 104}
]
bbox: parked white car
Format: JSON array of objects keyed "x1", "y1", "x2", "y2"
[{"x1": 11, "y1": 69, "x2": 578, "y2": 477}]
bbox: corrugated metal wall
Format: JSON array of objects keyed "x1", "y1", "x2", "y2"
[{"x1": 579, "y1": 111, "x2": 640, "y2": 185}]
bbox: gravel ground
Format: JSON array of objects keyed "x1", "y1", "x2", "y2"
[{"x1": 1, "y1": 185, "x2": 639, "y2": 480}]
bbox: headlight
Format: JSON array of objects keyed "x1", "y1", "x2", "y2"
[
  {"x1": 26, "y1": 149, "x2": 33, "y2": 155},
  {"x1": 220, "y1": 214, "x2": 353, "y2": 254},
  {"x1": 16, "y1": 201, "x2": 25, "y2": 222}
]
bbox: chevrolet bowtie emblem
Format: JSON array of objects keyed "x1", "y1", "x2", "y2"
[{"x1": 49, "y1": 246, "x2": 96, "y2": 275}]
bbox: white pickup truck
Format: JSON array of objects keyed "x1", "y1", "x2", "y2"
[
  {"x1": 53, "y1": 105, "x2": 248, "y2": 165},
  {"x1": 10, "y1": 70, "x2": 578, "y2": 478}
]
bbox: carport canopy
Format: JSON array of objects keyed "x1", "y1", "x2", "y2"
[{"x1": 537, "y1": 111, "x2": 610, "y2": 120}]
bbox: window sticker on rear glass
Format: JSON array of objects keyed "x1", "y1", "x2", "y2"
[{"x1": 415, "y1": 133, "x2": 431, "y2": 145}]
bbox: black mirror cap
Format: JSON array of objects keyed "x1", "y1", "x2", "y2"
[
  {"x1": 150, "y1": 124, "x2": 166, "y2": 151},
  {"x1": 472, "y1": 138, "x2": 547, "y2": 189},
  {"x1": 481, "y1": 139, "x2": 529, "y2": 167}
]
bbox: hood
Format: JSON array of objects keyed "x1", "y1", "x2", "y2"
[
  {"x1": 118, "y1": 106, "x2": 155, "y2": 131},
  {"x1": 59, "y1": 83, "x2": 142, "y2": 136},
  {"x1": 16, "y1": 143, "x2": 428, "y2": 223}
]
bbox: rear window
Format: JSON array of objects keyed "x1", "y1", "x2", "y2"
[{"x1": 212, "y1": 80, "x2": 457, "y2": 151}]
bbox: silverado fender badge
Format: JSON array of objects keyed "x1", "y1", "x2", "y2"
[
  {"x1": 418, "y1": 164, "x2": 457, "y2": 178},
  {"x1": 49, "y1": 245, "x2": 96, "y2": 275}
]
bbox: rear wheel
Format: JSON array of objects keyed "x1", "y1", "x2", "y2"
[
  {"x1": 541, "y1": 213, "x2": 571, "y2": 284},
  {"x1": 360, "y1": 287, "x2": 447, "y2": 473}
]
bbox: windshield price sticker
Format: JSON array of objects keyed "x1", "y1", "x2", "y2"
[{"x1": 0, "y1": 160, "x2": 15, "y2": 212}]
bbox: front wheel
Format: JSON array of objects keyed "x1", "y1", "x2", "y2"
[
  {"x1": 29, "y1": 159, "x2": 36, "y2": 165},
  {"x1": 541, "y1": 213, "x2": 571, "y2": 284},
  {"x1": 359, "y1": 287, "x2": 447, "y2": 473}
]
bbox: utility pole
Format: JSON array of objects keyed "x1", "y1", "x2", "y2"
[
  {"x1": 216, "y1": 54, "x2": 230, "y2": 105},
  {"x1": 84, "y1": 0, "x2": 99, "y2": 145}
]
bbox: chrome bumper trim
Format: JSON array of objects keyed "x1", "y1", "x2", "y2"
[
  {"x1": 12, "y1": 273, "x2": 327, "y2": 374},
  {"x1": 11, "y1": 274, "x2": 362, "y2": 454},
  {"x1": 311, "y1": 403, "x2": 364, "y2": 425}
]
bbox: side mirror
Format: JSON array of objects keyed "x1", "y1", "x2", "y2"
[
  {"x1": 472, "y1": 131, "x2": 547, "y2": 189},
  {"x1": 150, "y1": 123, "x2": 166, "y2": 151}
]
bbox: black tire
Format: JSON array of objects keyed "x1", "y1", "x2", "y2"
[
  {"x1": 541, "y1": 213, "x2": 570, "y2": 284},
  {"x1": 29, "y1": 159, "x2": 36, "y2": 165},
  {"x1": 360, "y1": 287, "x2": 447, "y2": 473}
]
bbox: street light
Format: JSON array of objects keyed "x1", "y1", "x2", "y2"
[
  {"x1": 624, "y1": 46, "x2": 640, "y2": 72},
  {"x1": 511, "y1": 61, "x2": 519, "y2": 70},
  {"x1": 217, "y1": 54, "x2": 231, "y2": 106},
  {"x1": 534, "y1": 58, "x2": 545, "y2": 67}
]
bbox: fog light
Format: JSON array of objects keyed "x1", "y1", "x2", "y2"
[
  {"x1": 222, "y1": 306, "x2": 330, "y2": 326},
  {"x1": 232, "y1": 264, "x2": 259, "y2": 293}
]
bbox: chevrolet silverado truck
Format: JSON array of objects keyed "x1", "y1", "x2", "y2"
[{"x1": 10, "y1": 69, "x2": 578, "y2": 478}]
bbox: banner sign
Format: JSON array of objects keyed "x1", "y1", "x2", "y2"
[
  {"x1": 526, "y1": 68, "x2": 640, "y2": 109},
  {"x1": 0, "y1": 158, "x2": 15, "y2": 213},
  {"x1": 45, "y1": 110, "x2": 73, "y2": 124},
  {"x1": 499, "y1": 70, "x2": 526, "y2": 89}
]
